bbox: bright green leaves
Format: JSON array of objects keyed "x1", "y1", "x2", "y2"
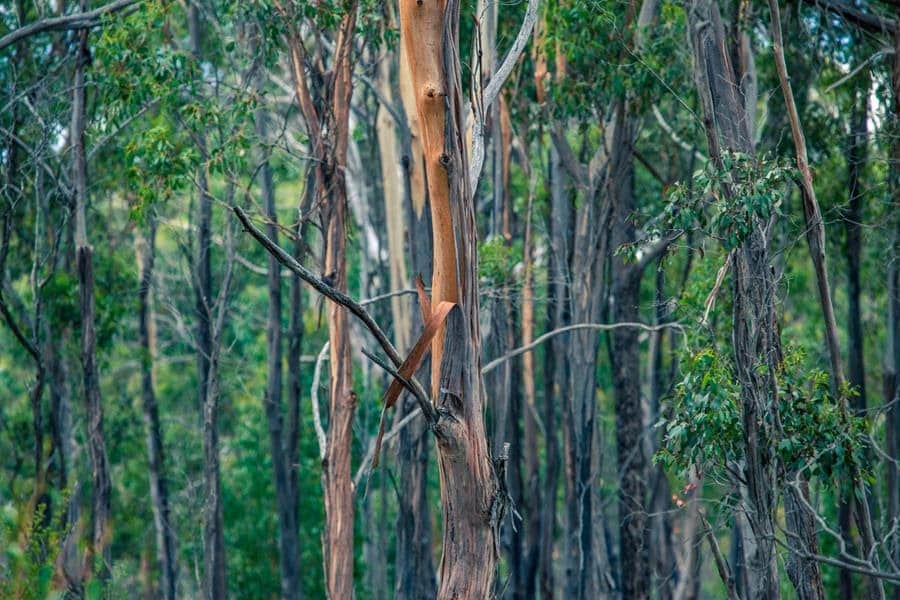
[
  {"x1": 478, "y1": 235, "x2": 524, "y2": 289},
  {"x1": 656, "y1": 345, "x2": 870, "y2": 487},
  {"x1": 664, "y1": 150, "x2": 795, "y2": 250},
  {"x1": 656, "y1": 348, "x2": 742, "y2": 474}
]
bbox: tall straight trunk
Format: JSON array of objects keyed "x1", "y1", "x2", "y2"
[
  {"x1": 520, "y1": 185, "x2": 540, "y2": 600},
  {"x1": 840, "y1": 77, "x2": 869, "y2": 600},
  {"x1": 279, "y1": 5, "x2": 358, "y2": 595},
  {"x1": 608, "y1": 149, "x2": 650, "y2": 600},
  {"x1": 845, "y1": 82, "x2": 868, "y2": 412},
  {"x1": 394, "y1": 177, "x2": 437, "y2": 598},
  {"x1": 539, "y1": 142, "x2": 568, "y2": 600},
  {"x1": 201, "y1": 185, "x2": 236, "y2": 600},
  {"x1": 136, "y1": 216, "x2": 178, "y2": 600},
  {"x1": 188, "y1": 6, "x2": 226, "y2": 595},
  {"x1": 202, "y1": 340, "x2": 227, "y2": 600},
  {"x1": 71, "y1": 11, "x2": 111, "y2": 578},
  {"x1": 393, "y1": 23, "x2": 438, "y2": 597},
  {"x1": 320, "y1": 12, "x2": 358, "y2": 598},
  {"x1": 886, "y1": 27, "x2": 900, "y2": 600},
  {"x1": 767, "y1": 3, "x2": 878, "y2": 596},
  {"x1": 257, "y1": 106, "x2": 301, "y2": 600},
  {"x1": 606, "y1": 4, "x2": 662, "y2": 595},
  {"x1": 688, "y1": 1, "x2": 780, "y2": 597},
  {"x1": 399, "y1": 0, "x2": 500, "y2": 596}
]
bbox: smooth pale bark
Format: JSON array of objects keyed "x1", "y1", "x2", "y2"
[
  {"x1": 399, "y1": 0, "x2": 500, "y2": 596},
  {"x1": 376, "y1": 53, "x2": 411, "y2": 354},
  {"x1": 136, "y1": 217, "x2": 178, "y2": 600},
  {"x1": 71, "y1": 11, "x2": 111, "y2": 579}
]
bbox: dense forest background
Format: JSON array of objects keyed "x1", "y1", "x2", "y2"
[{"x1": 1, "y1": 0, "x2": 899, "y2": 598}]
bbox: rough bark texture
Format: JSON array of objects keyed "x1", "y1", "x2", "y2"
[
  {"x1": 608, "y1": 155, "x2": 650, "y2": 600},
  {"x1": 72, "y1": 13, "x2": 111, "y2": 579},
  {"x1": 399, "y1": 0, "x2": 500, "y2": 596},
  {"x1": 321, "y1": 12, "x2": 358, "y2": 598},
  {"x1": 280, "y1": 4, "x2": 359, "y2": 595},
  {"x1": 393, "y1": 39, "x2": 438, "y2": 600},
  {"x1": 688, "y1": 1, "x2": 780, "y2": 597},
  {"x1": 768, "y1": 3, "x2": 878, "y2": 596},
  {"x1": 136, "y1": 217, "x2": 178, "y2": 600}
]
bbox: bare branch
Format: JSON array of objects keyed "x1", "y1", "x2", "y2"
[
  {"x1": 0, "y1": 0, "x2": 142, "y2": 51},
  {"x1": 481, "y1": 321, "x2": 685, "y2": 374},
  {"x1": 233, "y1": 205, "x2": 435, "y2": 423}
]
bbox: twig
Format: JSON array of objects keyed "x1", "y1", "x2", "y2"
[
  {"x1": 353, "y1": 407, "x2": 423, "y2": 488},
  {"x1": 481, "y1": 321, "x2": 685, "y2": 374},
  {"x1": 233, "y1": 205, "x2": 435, "y2": 423},
  {"x1": 311, "y1": 342, "x2": 329, "y2": 461}
]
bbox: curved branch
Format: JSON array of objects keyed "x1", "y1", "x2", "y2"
[
  {"x1": 0, "y1": 0, "x2": 142, "y2": 51},
  {"x1": 469, "y1": 0, "x2": 540, "y2": 189},
  {"x1": 233, "y1": 205, "x2": 436, "y2": 423},
  {"x1": 481, "y1": 321, "x2": 685, "y2": 374}
]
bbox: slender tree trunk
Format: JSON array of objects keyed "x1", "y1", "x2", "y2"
[
  {"x1": 393, "y1": 30, "x2": 438, "y2": 598},
  {"x1": 72, "y1": 9, "x2": 111, "y2": 578},
  {"x1": 886, "y1": 27, "x2": 900, "y2": 600},
  {"x1": 608, "y1": 168, "x2": 650, "y2": 599},
  {"x1": 136, "y1": 215, "x2": 178, "y2": 600},
  {"x1": 520, "y1": 184, "x2": 541, "y2": 600},
  {"x1": 257, "y1": 106, "x2": 301, "y2": 600},
  {"x1": 320, "y1": 12, "x2": 358, "y2": 598},
  {"x1": 768, "y1": 3, "x2": 879, "y2": 596},
  {"x1": 840, "y1": 77, "x2": 869, "y2": 600}
]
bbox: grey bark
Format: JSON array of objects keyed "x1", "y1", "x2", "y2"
[
  {"x1": 688, "y1": 1, "x2": 779, "y2": 597},
  {"x1": 72, "y1": 6, "x2": 111, "y2": 578},
  {"x1": 137, "y1": 215, "x2": 179, "y2": 600},
  {"x1": 257, "y1": 106, "x2": 301, "y2": 600}
]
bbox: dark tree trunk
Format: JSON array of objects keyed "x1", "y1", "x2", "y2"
[
  {"x1": 839, "y1": 78, "x2": 869, "y2": 600},
  {"x1": 137, "y1": 216, "x2": 178, "y2": 600},
  {"x1": 72, "y1": 11, "x2": 111, "y2": 579},
  {"x1": 393, "y1": 126, "x2": 437, "y2": 600},
  {"x1": 608, "y1": 105, "x2": 651, "y2": 600},
  {"x1": 886, "y1": 27, "x2": 900, "y2": 600},
  {"x1": 688, "y1": 1, "x2": 780, "y2": 596},
  {"x1": 257, "y1": 106, "x2": 301, "y2": 600}
]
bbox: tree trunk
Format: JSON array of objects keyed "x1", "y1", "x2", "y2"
[
  {"x1": 840, "y1": 76, "x2": 869, "y2": 600},
  {"x1": 688, "y1": 1, "x2": 779, "y2": 596},
  {"x1": 399, "y1": 0, "x2": 501, "y2": 596},
  {"x1": 257, "y1": 106, "x2": 301, "y2": 600},
  {"x1": 72, "y1": 11, "x2": 111, "y2": 579},
  {"x1": 768, "y1": 2, "x2": 878, "y2": 595},
  {"x1": 136, "y1": 215, "x2": 178, "y2": 600},
  {"x1": 320, "y1": 12, "x2": 358, "y2": 599},
  {"x1": 886, "y1": 27, "x2": 900, "y2": 600},
  {"x1": 393, "y1": 27, "x2": 438, "y2": 598}
]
